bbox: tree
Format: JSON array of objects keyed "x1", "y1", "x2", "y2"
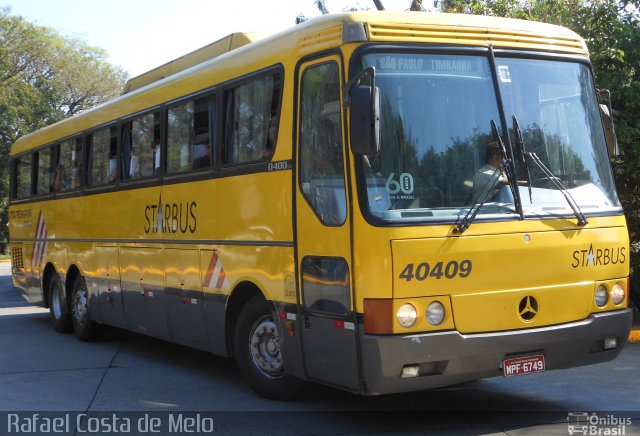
[
  {"x1": 315, "y1": 0, "x2": 330, "y2": 14},
  {"x1": 0, "y1": 8, "x2": 128, "y2": 252}
]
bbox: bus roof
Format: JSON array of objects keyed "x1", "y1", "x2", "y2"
[
  {"x1": 11, "y1": 11, "x2": 586, "y2": 156},
  {"x1": 122, "y1": 32, "x2": 268, "y2": 94}
]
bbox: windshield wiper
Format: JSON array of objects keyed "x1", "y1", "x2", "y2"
[
  {"x1": 512, "y1": 115, "x2": 533, "y2": 204},
  {"x1": 524, "y1": 152, "x2": 587, "y2": 226},
  {"x1": 512, "y1": 116, "x2": 587, "y2": 226},
  {"x1": 454, "y1": 120, "x2": 516, "y2": 234}
]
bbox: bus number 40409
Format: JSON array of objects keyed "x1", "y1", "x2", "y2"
[{"x1": 399, "y1": 260, "x2": 472, "y2": 281}]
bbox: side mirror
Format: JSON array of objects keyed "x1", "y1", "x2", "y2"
[
  {"x1": 350, "y1": 84, "x2": 380, "y2": 155},
  {"x1": 344, "y1": 67, "x2": 380, "y2": 155},
  {"x1": 598, "y1": 89, "x2": 618, "y2": 156}
]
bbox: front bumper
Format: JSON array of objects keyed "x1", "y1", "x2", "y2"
[{"x1": 360, "y1": 309, "x2": 632, "y2": 395}]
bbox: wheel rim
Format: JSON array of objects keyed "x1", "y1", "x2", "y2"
[
  {"x1": 249, "y1": 315, "x2": 284, "y2": 379},
  {"x1": 51, "y1": 284, "x2": 62, "y2": 320},
  {"x1": 71, "y1": 284, "x2": 88, "y2": 327}
]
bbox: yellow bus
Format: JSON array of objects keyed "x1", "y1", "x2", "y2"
[{"x1": 9, "y1": 12, "x2": 632, "y2": 400}]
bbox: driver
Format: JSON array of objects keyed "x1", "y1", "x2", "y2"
[{"x1": 473, "y1": 141, "x2": 508, "y2": 200}]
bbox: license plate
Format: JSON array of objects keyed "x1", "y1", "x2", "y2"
[{"x1": 503, "y1": 354, "x2": 545, "y2": 377}]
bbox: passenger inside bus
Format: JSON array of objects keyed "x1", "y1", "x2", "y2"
[
  {"x1": 108, "y1": 154, "x2": 117, "y2": 182},
  {"x1": 193, "y1": 142, "x2": 211, "y2": 168},
  {"x1": 53, "y1": 164, "x2": 63, "y2": 191}
]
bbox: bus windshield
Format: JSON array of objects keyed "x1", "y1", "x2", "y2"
[
  {"x1": 358, "y1": 52, "x2": 620, "y2": 224},
  {"x1": 497, "y1": 58, "x2": 619, "y2": 218}
]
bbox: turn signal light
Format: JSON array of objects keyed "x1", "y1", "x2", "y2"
[{"x1": 364, "y1": 299, "x2": 393, "y2": 334}]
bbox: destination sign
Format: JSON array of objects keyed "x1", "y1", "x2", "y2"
[{"x1": 366, "y1": 54, "x2": 487, "y2": 77}]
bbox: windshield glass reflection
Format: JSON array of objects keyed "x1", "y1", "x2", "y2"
[{"x1": 497, "y1": 58, "x2": 619, "y2": 216}]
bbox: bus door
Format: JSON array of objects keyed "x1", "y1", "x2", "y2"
[{"x1": 295, "y1": 57, "x2": 360, "y2": 391}]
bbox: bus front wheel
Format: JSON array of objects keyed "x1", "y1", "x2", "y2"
[
  {"x1": 49, "y1": 274, "x2": 72, "y2": 333},
  {"x1": 234, "y1": 296, "x2": 304, "y2": 400},
  {"x1": 70, "y1": 275, "x2": 102, "y2": 342}
]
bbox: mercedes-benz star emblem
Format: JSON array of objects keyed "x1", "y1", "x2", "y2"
[{"x1": 518, "y1": 296, "x2": 538, "y2": 321}]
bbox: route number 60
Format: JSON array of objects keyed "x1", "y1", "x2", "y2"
[{"x1": 386, "y1": 172, "x2": 414, "y2": 195}]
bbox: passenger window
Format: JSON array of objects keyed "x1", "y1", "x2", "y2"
[
  {"x1": 223, "y1": 73, "x2": 280, "y2": 164},
  {"x1": 299, "y1": 62, "x2": 346, "y2": 226},
  {"x1": 35, "y1": 148, "x2": 53, "y2": 195},
  {"x1": 54, "y1": 138, "x2": 83, "y2": 191},
  {"x1": 122, "y1": 112, "x2": 160, "y2": 180},
  {"x1": 13, "y1": 155, "x2": 32, "y2": 199},
  {"x1": 88, "y1": 126, "x2": 117, "y2": 186},
  {"x1": 167, "y1": 97, "x2": 211, "y2": 174},
  {"x1": 302, "y1": 257, "x2": 350, "y2": 316}
]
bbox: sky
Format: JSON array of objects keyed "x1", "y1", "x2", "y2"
[{"x1": 1, "y1": 0, "x2": 426, "y2": 77}]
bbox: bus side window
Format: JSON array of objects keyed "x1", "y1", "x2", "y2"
[
  {"x1": 223, "y1": 73, "x2": 280, "y2": 164},
  {"x1": 167, "y1": 96, "x2": 211, "y2": 174},
  {"x1": 88, "y1": 126, "x2": 117, "y2": 186},
  {"x1": 122, "y1": 111, "x2": 160, "y2": 180},
  {"x1": 35, "y1": 148, "x2": 52, "y2": 195},
  {"x1": 12, "y1": 155, "x2": 33, "y2": 199},
  {"x1": 55, "y1": 138, "x2": 83, "y2": 191},
  {"x1": 192, "y1": 97, "x2": 212, "y2": 169}
]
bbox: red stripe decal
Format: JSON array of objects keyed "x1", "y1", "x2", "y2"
[{"x1": 202, "y1": 252, "x2": 219, "y2": 288}]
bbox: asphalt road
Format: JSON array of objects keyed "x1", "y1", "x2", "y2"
[{"x1": 0, "y1": 262, "x2": 639, "y2": 435}]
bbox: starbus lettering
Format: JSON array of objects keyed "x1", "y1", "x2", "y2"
[
  {"x1": 144, "y1": 196, "x2": 197, "y2": 234},
  {"x1": 9, "y1": 209, "x2": 32, "y2": 220},
  {"x1": 571, "y1": 244, "x2": 626, "y2": 268}
]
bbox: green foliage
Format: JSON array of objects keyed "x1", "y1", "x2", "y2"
[{"x1": 0, "y1": 8, "x2": 128, "y2": 252}]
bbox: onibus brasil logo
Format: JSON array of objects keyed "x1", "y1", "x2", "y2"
[{"x1": 567, "y1": 412, "x2": 632, "y2": 435}]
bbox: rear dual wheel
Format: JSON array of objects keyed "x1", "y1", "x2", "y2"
[
  {"x1": 70, "y1": 275, "x2": 102, "y2": 342},
  {"x1": 49, "y1": 274, "x2": 72, "y2": 333}
]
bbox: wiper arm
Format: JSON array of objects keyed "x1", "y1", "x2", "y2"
[
  {"x1": 512, "y1": 115, "x2": 585, "y2": 226},
  {"x1": 525, "y1": 152, "x2": 588, "y2": 226},
  {"x1": 454, "y1": 160, "x2": 508, "y2": 234},
  {"x1": 454, "y1": 121, "x2": 513, "y2": 234},
  {"x1": 512, "y1": 115, "x2": 533, "y2": 203}
]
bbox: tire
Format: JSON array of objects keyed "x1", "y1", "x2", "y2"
[
  {"x1": 70, "y1": 275, "x2": 102, "y2": 342},
  {"x1": 234, "y1": 296, "x2": 304, "y2": 400},
  {"x1": 49, "y1": 273, "x2": 72, "y2": 333}
]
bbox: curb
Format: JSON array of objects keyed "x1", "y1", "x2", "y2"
[{"x1": 630, "y1": 327, "x2": 640, "y2": 344}]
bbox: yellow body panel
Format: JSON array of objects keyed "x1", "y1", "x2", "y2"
[{"x1": 391, "y1": 223, "x2": 628, "y2": 297}]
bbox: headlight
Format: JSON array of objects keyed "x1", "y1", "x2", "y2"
[
  {"x1": 396, "y1": 303, "x2": 417, "y2": 328},
  {"x1": 610, "y1": 283, "x2": 625, "y2": 305},
  {"x1": 595, "y1": 285, "x2": 608, "y2": 307},
  {"x1": 426, "y1": 301, "x2": 445, "y2": 325}
]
